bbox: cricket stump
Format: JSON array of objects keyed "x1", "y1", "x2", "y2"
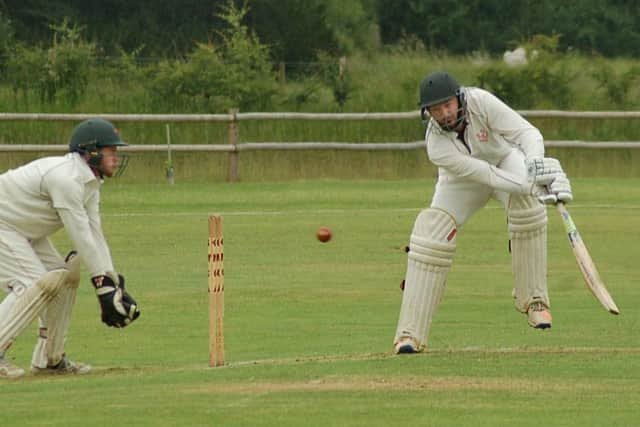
[{"x1": 208, "y1": 215, "x2": 225, "y2": 366}]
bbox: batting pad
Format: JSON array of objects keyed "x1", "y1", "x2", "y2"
[
  {"x1": 508, "y1": 195, "x2": 549, "y2": 312},
  {"x1": 32, "y1": 256, "x2": 81, "y2": 368},
  {"x1": 394, "y1": 208, "x2": 457, "y2": 350},
  {"x1": 0, "y1": 269, "x2": 69, "y2": 353}
]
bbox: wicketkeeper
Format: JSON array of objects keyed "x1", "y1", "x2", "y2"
[
  {"x1": 0, "y1": 118, "x2": 140, "y2": 378},
  {"x1": 394, "y1": 71, "x2": 572, "y2": 354}
]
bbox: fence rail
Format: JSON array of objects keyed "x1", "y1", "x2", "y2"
[
  {"x1": 2, "y1": 140, "x2": 640, "y2": 153},
  {"x1": 1, "y1": 111, "x2": 638, "y2": 181},
  {"x1": 2, "y1": 111, "x2": 640, "y2": 122}
]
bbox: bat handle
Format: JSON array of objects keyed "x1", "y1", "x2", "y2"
[{"x1": 555, "y1": 200, "x2": 569, "y2": 215}]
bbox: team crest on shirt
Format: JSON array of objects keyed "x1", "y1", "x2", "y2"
[{"x1": 476, "y1": 128, "x2": 489, "y2": 142}]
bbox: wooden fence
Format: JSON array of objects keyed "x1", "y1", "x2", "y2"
[{"x1": 1, "y1": 110, "x2": 639, "y2": 182}]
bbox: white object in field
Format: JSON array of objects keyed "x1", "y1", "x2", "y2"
[{"x1": 503, "y1": 47, "x2": 528, "y2": 66}]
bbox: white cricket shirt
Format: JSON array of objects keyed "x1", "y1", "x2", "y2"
[
  {"x1": 0, "y1": 152, "x2": 114, "y2": 276},
  {"x1": 426, "y1": 87, "x2": 545, "y2": 194}
]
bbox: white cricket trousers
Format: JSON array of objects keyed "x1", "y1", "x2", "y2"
[
  {"x1": 430, "y1": 148, "x2": 526, "y2": 224},
  {"x1": 0, "y1": 222, "x2": 68, "y2": 358}
]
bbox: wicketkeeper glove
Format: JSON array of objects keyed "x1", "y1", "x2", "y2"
[{"x1": 91, "y1": 274, "x2": 140, "y2": 328}]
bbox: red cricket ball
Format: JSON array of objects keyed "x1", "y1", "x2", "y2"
[{"x1": 316, "y1": 226, "x2": 332, "y2": 243}]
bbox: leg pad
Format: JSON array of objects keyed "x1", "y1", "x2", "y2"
[{"x1": 394, "y1": 209, "x2": 457, "y2": 351}]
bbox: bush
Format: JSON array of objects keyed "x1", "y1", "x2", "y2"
[
  {"x1": 476, "y1": 35, "x2": 573, "y2": 109},
  {"x1": 147, "y1": 1, "x2": 276, "y2": 113},
  {"x1": 0, "y1": 12, "x2": 14, "y2": 73},
  {"x1": 591, "y1": 60, "x2": 640, "y2": 109},
  {"x1": 5, "y1": 19, "x2": 94, "y2": 106},
  {"x1": 5, "y1": 45, "x2": 47, "y2": 104},
  {"x1": 317, "y1": 52, "x2": 355, "y2": 108}
]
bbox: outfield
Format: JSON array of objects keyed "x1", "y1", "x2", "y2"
[{"x1": 3, "y1": 178, "x2": 639, "y2": 426}]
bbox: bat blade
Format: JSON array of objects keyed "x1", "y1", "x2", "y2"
[{"x1": 556, "y1": 202, "x2": 619, "y2": 315}]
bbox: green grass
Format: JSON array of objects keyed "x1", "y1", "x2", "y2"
[{"x1": 3, "y1": 178, "x2": 640, "y2": 426}]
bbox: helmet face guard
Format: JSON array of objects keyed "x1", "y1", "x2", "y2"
[
  {"x1": 419, "y1": 71, "x2": 466, "y2": 131},
  {"x1": 68, "y1": 118, "x2": 128, "y2": 177}
]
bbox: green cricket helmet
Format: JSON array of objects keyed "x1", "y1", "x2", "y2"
[
  {"x1": 69, "y1": 118, "x2": 128, "y2": 175},
  {"x1": 418, "y1": 71, "x2": 467, "y2": 130}
]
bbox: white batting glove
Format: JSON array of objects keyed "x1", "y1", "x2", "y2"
[
  {"x1": 526, "y1": 157, "x2": 564, "y2": 186},
  {"x1": 549, "y1": 173, "x2": 573, "y2": 203},
  {"x1": 526, "y1": 157, "x2": 573, "y2": 204},
  {"x1": 531, "y1": 185, "x2": 558, "y2": 205}
]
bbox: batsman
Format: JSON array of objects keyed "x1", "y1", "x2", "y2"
[
  {"x1": 0, "y1": 118, "x2": 140, "y2": 378},
  {"x1": 394, "y1": 71, "x2": 572, "y2": 354}
]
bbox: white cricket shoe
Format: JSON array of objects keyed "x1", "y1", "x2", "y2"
[
  {"x1": 394, "y1": 336, "x2": 422, "y2": 354},
  {"x1": 527, "y1": 301, "x2": 552, "y2": 329},
  {"x1": 31, "y1": 354, "x2": 91, "y2": 375},
  {"x1": 0, "y1": 357, "x2": 25, "y2": 378}
]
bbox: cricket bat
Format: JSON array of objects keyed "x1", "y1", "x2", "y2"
[{"x1": 556, "y1": 202, "x2": 619, "y2": 315}]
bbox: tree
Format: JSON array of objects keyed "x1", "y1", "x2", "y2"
[
  {"x1": 0, "y1": 11, "x2": 14, "y2": 72},
  {"x1": 5, "y1": 19, "x2": 95, "y2": 105},
  {"x1": 148, "y1": 1, "x2": 276, "y2": 112},
  {"x1": 375, "y1": 0, "x2": 640, "y2": 57}
]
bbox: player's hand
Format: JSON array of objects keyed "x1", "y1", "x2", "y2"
[
  {"x1": 531, "y1": 185, "x2": 558, "y2": 205},
  {"x1": 548, "y1": 173, "x2": 573, "y2": 203},
  {"x1": 526, "y1": 157, "x2": 564, "y2": 185},
  {"x1": 526, "y1": 157, "x2": 573, "y2": 204},
  {"x1": 91, "y1": 274, "x2": 140, "y2": 328}
]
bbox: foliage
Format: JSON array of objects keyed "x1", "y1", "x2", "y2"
[
  {"x1": 2, "y1": 0, "x2": 377, "y2": 61},
  {"x1": 43, "y1": 20, "x2": 95, "y2": 104},
  {"x1": 280, "y1": 78, "x2": 324, "y2": 108},
  {"x1": 317, "y1": 52, "x2": 355, "y2": 108},
  {"x1": 4, "y1": 44, "x2": 47, "y2": 103},
  {"x1": 246, "y1": 0, "x2": 376, "y2": 61},
  {"x1": 0, "y1": 0, "x2": 223, "y2": 57},
  {"x1": 5, "y1": 0, "x2": 638, "y2": 60},
  {"x1": 244, "y1": 0, "x2": 338, "y2": 63},
  {"x1": 102, "y1": 46, "x2": 147, "y2": 85},
  {"x1": 0, "y1": 11, "x2": 14, "y2": 72},
  {"x1": 375, "y1": 0, "x2": 640, "y2": 58},
  {"x1": 148, "y1": 1, "x2": 276, "y2": 112},
  {"x1": 148, "y1": 46, "x2": 232, "y2": 113},
  {"x1": 323, "y1": 0, "x2": 378, "y2": 54},
  {"x1": 591, "y1": 60, "x2": 640, "y2": 109},
  {"x1": 5, "y1": 19, "x2": 95, "y2": 105},
  {"x1": 476, "y1": 35, "x2": 573, "y2": 109}
]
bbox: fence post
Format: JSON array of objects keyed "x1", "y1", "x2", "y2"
[
  {"x1": 227, "y1": 108, "x2": 239, "y2": 182},
  {"x1": 165, "y1": 124, "x2": 175, "y2": 185},
  {"x1": 339, "y1": 56, "x2": 347, "y2": 77}
]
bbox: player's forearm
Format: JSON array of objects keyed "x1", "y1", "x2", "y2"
[
  {"x1": 57, "y1": 208, "x2": 114, "y2": 276},
  {"x1": 442, "y1": 156, "x2": 531, "y2": 195},
  {"x1": 484, "y1": 165, "x2": 531, "y2": 194}
]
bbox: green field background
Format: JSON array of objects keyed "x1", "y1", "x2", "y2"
[{"x1": 2, "y1": 178, "x2": 639, "y2": 426}]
